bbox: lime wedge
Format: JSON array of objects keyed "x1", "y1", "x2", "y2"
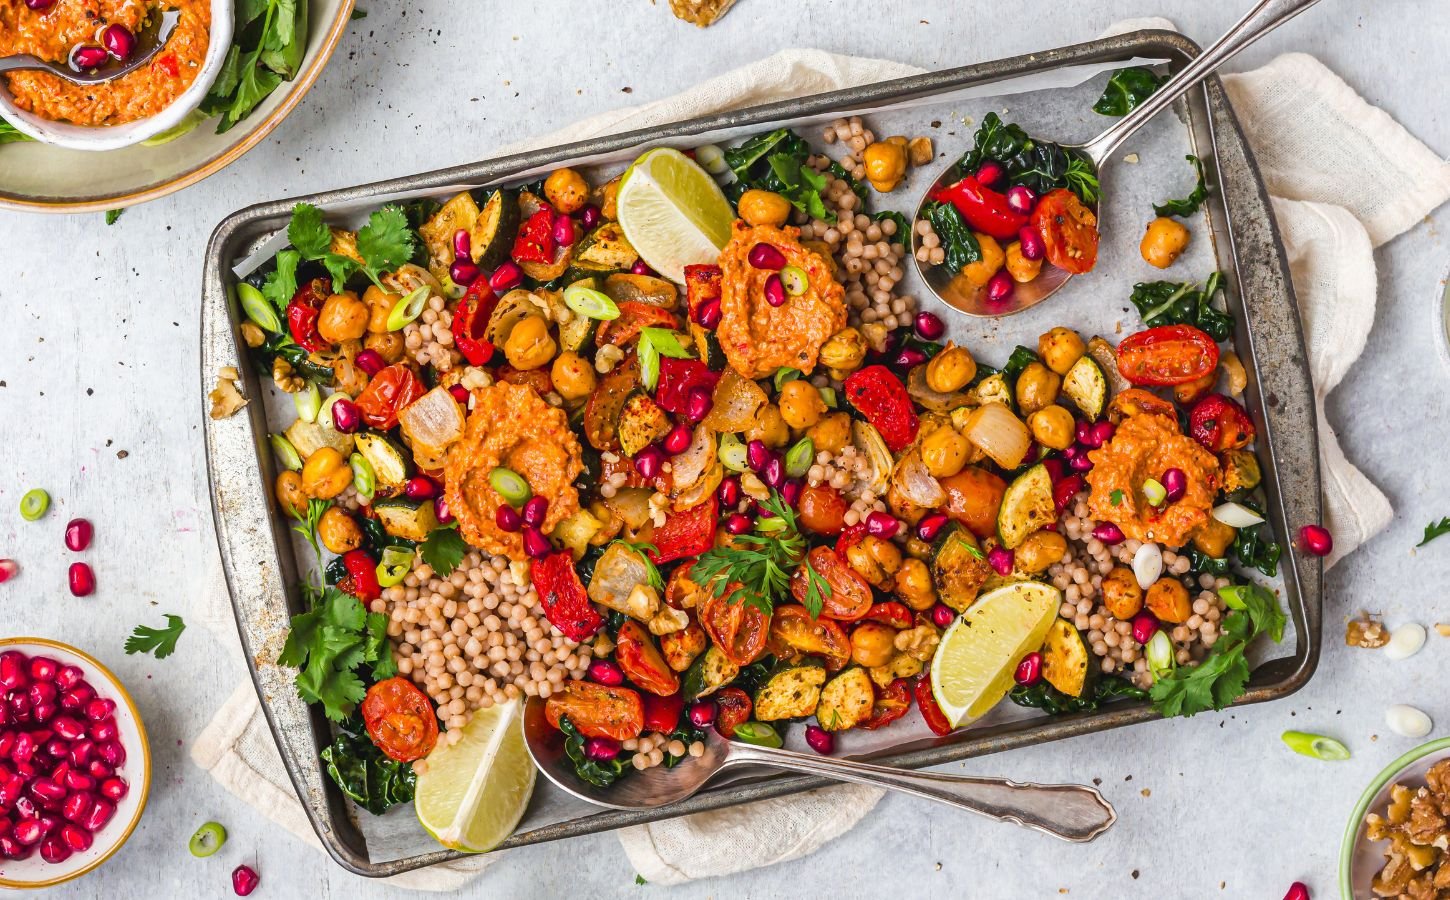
[
  {"x1": 616, "y1": 147, "x2": 735, "y2": 282},
  {"x1": 415, "y1": 698, "x2": 535, "y2": 853},
  {"x1": 930, "y1": 581, "x2": 1061, "y2": 727}
]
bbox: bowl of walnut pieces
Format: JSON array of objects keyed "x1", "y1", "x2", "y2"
[{"x1": 1341, "y1": 737, "x2": 1450, "y2": 898}]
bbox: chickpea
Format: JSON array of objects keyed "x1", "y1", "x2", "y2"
[
  {"x1": 503, "y1": 315, "x2": 557, "y2": 370},
  {"x1": 1004, "y1": 241, "x2": 1043, "y2": 283},
  {"x1": 806, "y1": 412, "x2": 852, "y2": 454},
  {"x1": 1037, "y1": 327, "x2": 1086, "y2": 376},
  {"x1": 958, "y1": 233, "x2": 1005, "y2": 288},
  {"x1": 1192, "y1": 517, "x2": 1236, "y2": 559},
  {"x1": 818, "y1": 326, "x2": 866, "y2": 374},
  {"x1": 1027, "y1": 405, "x2": 1075, "y2": 451},
  {"x1": 1173, "y1": 369, "x2": 1217, "y2": 405},
  {"x1": 544, "y1": 168, "x2": 590, "y2": 215},
  {"x1": 318, "y1": 507, "x2": 364, "y2": 554},
  {"x1": 364, "y1": 331, "x2": 406, "y2": 364},
  {"x1": 894, "y1": 557, "x2": 936, "y2": 610},
  {"x1": 738, "y1": 189, "x2": 792, "y2": 228},
  {"x1": 551, "y1": 351, "x2": 597, "y2": 401},
  {"x1": 850, "y1": 622, "x2": 898, "y2": 668},
  {"x1": 1015, "y1": 530, "x2": 1068, "y2": 575},
  {"x1": 1014, "y1": 362, "x2": 1061, "y2": 415},
  {"x1": 745, "y1": 403, "x2": 790, "y2": 449},
  {"x1": 925, "y1": 342, "x2": 977, "y2": 393},
  {"x1": 301, "y1": 447, "x2": 353, "y2": 499},
  {"x1": 598, "y1": 176, "x2": 622, "y2": 221},
  {"x1": 363, "y1": 284, "x2": 399, "y2": 334},
  {"x1": 920, "y1": 426, "x2": 969, "y2": 479},
  {"x1": 275, "y1": 471, "x2": 307, "y2": 519},
  {"x1": 862, "y1": 140, "x2": 908, "y2": 192},
  {"x1": 1140, "y1": 217, "x2": 1191, "y2": 269},
  {"x1": 1145, "y1": 578, "x2": 1192, "y2": 624},
  {"x1": 317, "y1": 291, "x2": 368, "y2": 343},
  {"x1": 778, "y1": 379, "x2": 826, "y2": 430},
  {"x1": 846, "y1": 536, "x2": 902, "y2": 589},
  {"x1": 1101, "y1": 568, "x2": 1144, "y2": 620}
]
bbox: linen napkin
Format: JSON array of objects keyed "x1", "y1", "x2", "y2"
[{"x1": 193, "y1": 27, "x2": 1450, "y2": 889}]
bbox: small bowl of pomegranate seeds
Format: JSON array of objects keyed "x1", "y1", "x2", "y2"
[{"x1": 0, "y1": 638, "x2": 149, "y2": 888}]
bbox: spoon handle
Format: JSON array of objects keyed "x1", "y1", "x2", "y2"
[
  {"x1": 724, "y1": 743, "x2": 1115, "y2": 843},
  {"x1": 1081, "y1": 0, "x2": 1323, "y2": 164}
]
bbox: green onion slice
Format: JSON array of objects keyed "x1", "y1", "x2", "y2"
[
  {"x1": 718, "y1": 434, "x2": 749, "y2": 473},
  {"x1": 1217, "y1": 585, "x2": 1251, "y2": 610},
  {"x1": 779, "y1": 265, "x2": 809, "y2": 297},
  {"x1": 349, "y1": 453, "x2": 377, "y2": 500},
  {"x1": 188, "y1": 821, "x2": 227, "y2": 858},
  {"x1": 638, "y1": 326, "x2": 694, "y2": 391},
  {"x1": 784, "y1": 437, "x2": 815, "y2": 479},
  {"x1": 818, "y1": 386, "x2": 838, "y2": 409},
  {"x1": 19, "y1": 488, "x2": 50, "y2": 522},
  {"x1": 238, "y1": 283, "x2": 281, "y2": 333},
  {"x1": 386, "y1": 287, "x2": 430, "y2": 331},
  {"x1": 563, "y1": 284, "x2": 621, "y2": 321},
  {"x1": 269, "y1": 434, "x2": 303, "y2": 472},
  {"x1": 376, "y1": 545, "x2": 414, "y2": 588},
  {"x1": 731, "y1": 721, "x2": 782, "y2": 748},
  {"x1": 1145, "y1": 630, "x2": 1175, "y2": 679},
  {"x1": 1281, "y1": 730, "x2": 1350, "y2": 761},
  {"x1": 293, "y1": 383, "x2": 322, "y2": 423},
  {"x1": 488, "y1": 467, "x2": 532, "y2": 507},
  {"x1": 773, "y1": 367, "x2": 802, "y2": 392},
  {"x1": 1141, "y1": 478, "x2": 1166, "y2": 507}
]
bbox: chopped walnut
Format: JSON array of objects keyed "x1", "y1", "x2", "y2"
[
  {"x1": 668, "y1": 0, "x2": 737, "y2": 27},
  {"x1": 1369, "y1": 760, "x2": 1450, "y2": 896},
  {"x1": 860, "y1": 322, "x2": 890, "y2": 354},
  {"x1": 593, "y1": 633, "x2": 615, "y2": 657},
  {"x1": 595, "y1": 343, "x2": 624, "y2": 374},
  {"x1": 1348, "y1": 613, "x2": 1391, "y2": 649},
  {"x1": 869, "y1": 652, "x2": 925, "y2": 686},
  {"x1": 893, "y1": 624, "x2": 940, "y2": 662},
  {"x1": 626, "y1": 584, "x2": 662, "y2": 622},
  {"x1": 208, "y1": 367, "x2": 247, "y2": 419},
  {"x1": 907, "y1": 136, "x2": 934, "y2": 167},
  {"x1": 239, "y1": 322, "x2": 266, "y2": 348},
  {"x1": 271, "y1": 357, "x2": 304, "y2": 393},
  {"x1": 648, "y1": 605, "x2": 690, "y2": 636}
]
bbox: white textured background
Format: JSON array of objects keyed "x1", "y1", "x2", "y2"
[{"x1": 1, "y1": 1, "x2": 1447, "y2": 897}]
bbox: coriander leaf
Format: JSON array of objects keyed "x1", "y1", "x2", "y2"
[
  {"x1": 1417, "y1": 517, "x2": 1450, "y2": 548},
  {"x1": 635, "y1": 875, "x2": 648, "y2": 886},
  {"x1": 356, "y1": 206, "x2": 417, "y2": 288},
  {"x1": 262, "y1": 249, "x2": 302, "y2": 310},
  {"x1": 420, "y1": 527, "x2": 468, "y2": 577},
  {"x1": 1093, "y1": 67, "x2": 1164, "y2": 116},
  {"x1": 1149, "y1": 581, "x2": 1284, "y2": 718},
  {"x1": 1110, "y1": 489, "x2": 1125, "y2": 507},
  {"x1": 1153, "y1": 155, "x2": 1210, "y2": 218},
  {"x1": 105, "y1": 209, "x2": 124, "y2": 226},
  {"x1": 288, "y1": 203, "x2": 333, "y2": 258},
  {"x1": 281, "y1": 588, "x2": 381, "y2": 721},
  {"x1": 124, "y1": 614, "x2": 186, "y2": 659}
]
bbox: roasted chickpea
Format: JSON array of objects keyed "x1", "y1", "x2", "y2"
[
  {"x1": 818, "y1": 326, "x2": 866, "y2": 374},
  {"x1": 851, "y1": 622, "x2": 899, "y2": 668},
  {"x1": 925, "y1": 342, "x2": 977, "y2": 393},
  {"x1": 1004, "y1": 241, "x2": 1043, "y2": 283},
  {"x1": 318, "y1": 291, "x2": 368, "y2": 344},
  {"x1": 846, "y1": 535, "x2": 902, "y2": 589},
  {"x1": 318, "y1": 507, "x2": 364, "y2": 554},
  {"x1": 364, "y1": 331, "x2": 406, "y2": 364},
  {"x1": 275, "y1": 471, "x2": 307, "y2": 519},
  {"x1": 1101, "y1": 568, "x2": 1144, "y2": 620},
  {"x1": 894, "y1": 557, "x2": 936, "y2": 610},
  {"x1": 958, "y1": 233, "x2": 1005, "y2": 288},
  {"x1": 1014, "y1": 362, "x2": 1061, "y2": 415},
  {"x1": 746, "y1": 403, "x2": 790, "y2": 449},
  {"x1": 863, "y1": 140, "x2": 908, "y2": 192},
  {"x1": 1140, "y1": 217, "x2": 1191, "y2": 269},
  {"x1": 1174, "y1": 369, "x2": 1217, "y2": 405},
  {"x1": 1191, "y1": 517, "x2": 1237, "y2": 559},
  {"x1": 778, "y1": 379, "x2": 826, "y2": 430},
  {"x1": 1145, "y1": 578, "x2": 1192, "y2": 624},
  {"x1": 920, "y1": 426, "x2": 969, "y2": 479},
  {"x1": 806, "y1": 411, "x2": 852, "y2": 454},
  {"x1": 738, "y1": 189, "x2": 792, "y2": 228},
  {"x1": 301, "y1": 447, "x2": 353, "y2": 499},
  {"x1": 1037, "y1": 326, "x2": 1086, "y2": 376},
  {"x1": 598, "y1": 176, "x2": 622, "y2": 221},
  {"x1": 551, "y1": 351, "x2": 597, "y2": 401},
  {"x1": 1027, "y1": 405, "x2": 1075, "y2": 451},
  {"x1": 1015, "y1": 529, "x2": 1068, "y2": 575},
  {"x1": 363, "y1": 284, "x2": 399, "y2": 334},
  {"x1": 544, "y1": 168, "x2": 590, "y2": 215},
  {"x1": 503, "y1": 315, "x2": 557, "y2": 370}
]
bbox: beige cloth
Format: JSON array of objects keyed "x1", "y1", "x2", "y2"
[{"x1": 193, "y1": 28, "x2": 1450, "y2": 889}]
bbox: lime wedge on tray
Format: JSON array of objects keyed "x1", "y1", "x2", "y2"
[
  {"x1": 415, "y1": 697, "x2": 535, "y2": 853},
  {"x1": 930, "y1": 581, "x2": 1061, "y2": 727},
  {"x1": 617, "y1": 147, "x2": 735, "y2": 282}
]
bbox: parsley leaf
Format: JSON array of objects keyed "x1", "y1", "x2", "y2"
[
  {"x1": 124, "y1": 614, "x2": 186, "y2": 659},
  {"x1": 261, "y1": 249, "x2": 302, "y2": 310},
  {"x1": 279, "y1": 588, "x2": 394, "y2": 721},
  {"x1": 691, "y1": 491, "x2": 828, "y2": 617},
  {"x1": 420, "y1": 527, "x2": 468, "y2": 578},
  {"x1": 288, "y1": 202, "x2": 333, "y2": 257},
  {"x1": 1418, "y1": 517, "x2": 1450, "y2": 548},
  {"x1": 1153, "y1": 155, "x2": 1210, "y2": 218},
  {"x1": 1149, "y1": 582, "x2": 1284, "y2": 718},
  {"x1": 105, "y1": 209, "x2": 124, "y2": 226},
  {"x1": 356, "y1": 205, "x2": 417, "y2": 288}
]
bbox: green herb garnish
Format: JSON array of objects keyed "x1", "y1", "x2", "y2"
[
  {"x1": 1153, "y1": 155, "x2": 1210, "y2": 218},
  {"x1": 723, "y1": 128, "x2": 832, "y2": 222},
  {"x1": 278, "y1": 587, "x2": 395, "y2": 722},
  {"x1": 1110, "y1": 489, "x2": 1125, "y2": 507},
  {"x1": 559, "y1": 716, "x2": 626, "y2": 787},
  {"x1": 105, "y1": 209, "x2": 124, "y2": 226},
  {"x1": 286, "y1": 202, "x2": 418, "y2": 292},
  {"x1": 691, "y1": 491, "x2": 830, "y2": 617},
  {"x1": 420, "y1": 526, "x2": 468, "y2": 577},
  {"x1": 1417, "y1": 517, "x2": 1450, "y2": 548},
  {"x1": 289, "y1": 498, "x2": 331, "y2": 561},
  {"x1": 202, "y1": 0, "x2": 310, "y2": 133},
  {"x1": 638, "y1": 327, "x2": 693, "y2": 391},
  {"x1": 1128, "y1": 270, "x2": 1233, "y2": 342},
  {"x1": 124, "y1": 614, "x2": 186, "y2": 659},
  {"x1": 1149, "y1": 582, "x2": 1284, "y2": 717}
]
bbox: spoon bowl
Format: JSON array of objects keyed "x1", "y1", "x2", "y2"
[{"x1": 0, "y1": 11, "x2": 181, "y2": 86}]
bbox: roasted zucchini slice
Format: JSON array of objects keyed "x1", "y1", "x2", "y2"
[
  {"x1": 1061, "y1": 356, "x2": 1107, "y2": 422},
  {"x1": 968, "y1": 371, "x2": 1013, "y2": 409},
  {"x1": 283, "y1": 419, "x2": 355, "y2": 460},
  {"x1": 690, "y1": 323, "x2": 726, "y2": 370},
  {"x1": 574, "y1": 222, "x2": 639, "y2": 272},
  {"x1": 997, "y1": 464, "x2": 1055, "y2": 551},
  {"x1": 682, "y1": 645, "x2": 741, "y2": 700},
  {"x1": 753, "y1": 660, "x2": 827, "y2": 721},
  {"x1": 930, "y1": 521, "x2": 992, "y2": 612},
  {"x1": 816, "y1": 667, "x2": 875, "y2": 732},
  {"x1": 470, "y1": 187, "x2": 520, "y2": 270},
  {"x1": 418, "y1": 192, "x2": 481, "y2": 283},
  {"x1": 371, "y1": 498, "x2": 440, "y2": 542},
  {"x1": 1041, "y1": 618, "x2": 1095, "y2": 699},
  {"x1": 353, "y1": 433, "x2": 410, "y2": 491},
  {"x1": 1087, "y1": 336, "x2": 1132, "y2": 397},
  {"x1": 617, "y1": 392, "x2": 671, "y2": 457}
]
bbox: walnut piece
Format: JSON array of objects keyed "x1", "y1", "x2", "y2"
[
  {"x1": 208, "y1": 367, "x2": 248, "y2": 420},
  {"x1": 272, "y1": 357, "x2": 304, "y2": 393},
  {"x1": 1368, "y1": 759, "x2": 1450, "y2": 896},
  {"x1": 907, "y1": 136, "x2": 934, "y2": 167},
  {"x1": 894, "y1": 624, "x2": 940, "y2": 662},
  {"x1": 1348, "y1": 613, "x2": 1391, "y2": 649},
  {"x1": 668, "y1": 0, "x2": 738, "y2": 27}
]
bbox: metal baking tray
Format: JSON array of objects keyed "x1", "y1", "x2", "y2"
[{"x1": 200, "y1": 30, "x2": 1322, "y2": 877}]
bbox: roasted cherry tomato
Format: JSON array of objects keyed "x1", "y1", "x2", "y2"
[
  {"x1": 615, "y1": 620, "x2": 681, "y2": 697},
  {"x1": 768, "y1": 605, "x2": 851, "y2": 668},
  {"x1": 354, "y1": 363, "x2": 425, "y2": 429},
  {"x1": 1030, "y1": 188, "x2": 1099, "y2": 275},
  {"x1": 451, "y1": 280, "x2": 499, "y2": 366},
  {"x1": 511, "y1": 207, "x2": 556, "y2": 264},
  {"x1": 835, "y1": 522, "x2": 868, "y2": 557},
  {"x1": 641, "y1": 691, "x2": 684, "y2": 734},
  {"x1": 341, "y1": 550, "x2": 380, "y2": 601},
  {"x1": 913, "y1": 675, "x2": 954, "y2": 736},
  {"x1": 1116, "y1": 324, "x2": 1220, "y2": 387},
  {"x1": 932, "y1": 174, "x2": 1029, "y2": 241},
  {"x1": 699, "y1": 591, "x2": 769, "y2": 667},
  {"x1": 797, "y1": 485, "x2": 849, "y2": 536},
  {"x1": 648, "y1": 497, "x2": 718, "y2": 565},
  {"x1": 285, "y1": 277, "x2": 331, "y2": 352},
  {"x1": 863, "y1": 601, "x2": 914, "y2": 630},
  {"x1": 596, "y1": 302, "x2": 679, "y2": 348},
  {"x1": 792, "y1": 546, "x2": 873, "y2": 622},
  {"x1": 583, "y1": 353, "x2": 641, "y2": 451},
  {"x1": 712, "y1": 687, "x2": 752, "y2": 739},
  {"x1": 844, "y1": 365, "x2": 919, "y2": 452},
  {"x1": 664, "y1": 561, "x2": 706, "y2": 610},
  {"x1": 531, "y1": 552, "x2": 605, "y2": 642},
  {"x1": 360, "y1": 677, "x2": 439, "y2": 762},
  {"x1": 859, "y1": 679, "x2": 911, "y2": 731},
  {"x1": 1189, "y1": 393, "x2": 1255, "y2": 452},
  {"x1": 544, "y1": 681, "x2": 645, "y2": 741},
  {"x1": 1107, "y1": 388, "x2": 1179, "y2": 424}
]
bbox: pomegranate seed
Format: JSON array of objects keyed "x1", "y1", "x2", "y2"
[
  {"x1": 521, "y1": 496, "x2": 549, "y2": 528},
  {"x1": 451, "y1": 229, "x2": 471, "y2": 260},
  {"x1": 763, "y1": 274, "x2": 787, "y2": 307},
  {"x1": 28, "y1": 682, "x2": 56, "y2": 707},
  {"x1": 12, "y1": 732, "x2": 35, "y2": 763},
  {"x1": 1017, "y1": 225, "x2": 1046, "y2": 261},
  {"x1": 233, "y1": 864, "x2": 261, "y2": 896},
  {"x1": 553, "y1": 215, "x2": 576, "y2": 247},
  {"x1": 781, "y1": 478, "x2": 802, "y2": 507},
  {"x1": 583, "y1": 737, "x2": 619, "y2": 761},
  {"x1": 914, "y1": 311, "x2": 945, "y2": 341},
  {"x1": 1131, "y1": 612, "x2": 1160, "y2": 645},
  {"x1": 96, "y1": 741, "x2": 124, "y2": 768},
  {"x1": 64, "y1": 518, "x2": 93, "y2": 552},
  {"x1": 723, "y1": 513, "x2": 754, "y2": 536},
  {"x1": 1004, "y1": 185, "x2": 1037, "y2": 215},
  {"x1": 695, "y1": 298, "x2": 722, "y2": 329},
  {"x1": 930, "y1": 603, "x2": 956, "y2": 628},
  {"x1": 51, "y1": 716, "x2": 85, "y2": 742},
  {"x1": 716, "y1": 476, "x2": 740, "y2": 508},
  {"x1": 88, "y1": 718, "x2": 118, "y2": 743},
  {"x1": 61, "y1": 684, "x2": 94, "y2": 709},
  {"x1": 916, "y1": 513, "x2": 949, "y2": 542},
  {"x1": 434, "y1": 496, "x2": 454, "y2": 525},
  {"x1": 29, "y1": 778, "x2": 65, "y2": 807},
  {"x1": 865, "y1": 511, "x2": 899, "y2": 539},
  {"x1": 633, "y1": 445, "x2": 665, "y2": 480},
  {"x1": 893, "y1": 347, "x2": 928, "y2": 369},
  {"x1": 11, "y1": 818, "x2": 41, "y2": 845},
  {"x1": 746, "y1": 440, "x2": 770, "y2": 472},
  {"x1": 804, "y1": 725, "x2": 835, "y2": 755},
  {"x1": 1092, "y1": 522, "x2": 1125, "y2": 545},
  {"x1": 985, "y1": 271, "x2": 1015, "y2": 304},
  {"x1": 975, "y1": 161, "x2": 1005, "y2": 187},
  {"x1": 986, "y1": 546, "x2": 1014, "y2": 576},
  {"x1": 1014, "y1": 651, "x2": 1043, "y2": 686},
  {"x1": 61, "y1": 790, "x2": 92, "y2": 824},
  {"x1": 68, "y1": 738, "x2": 93, "y2": 767},
  {"x1": 449, "y1": 258, "x2": 480, "y2": 286},
  {"x1": 1283, "y1": 882, "x2": 1310, "y2": 900},
  {"x1": 402, "y1": 476, "x2": 438, "y2": 502},
  {"x1": 79, "y1": 798, "x2": 113, "y2": 832},
  {"x1": 0, "y1": 733, "x2": 13, "y2": 759},
  {"x1": 630, "y1": 259, "x2": 655, "y2": 276},
  {"x1": 0, "y1": 652, "x2": 28, "y2": 691},
  {"x1": 1161, "y1": 468, "x2": 1188, "y2": 503},
  {"x1": 685, "y1": 387, "x2": 713, "y2": 423},
  {"x1": 747, "y1": 243, "x2": 787, "y2": 270},
  {"x1": 687, "y1": 700, "x2": 717, "y2": 728},
  {"x1": 1068, "y1": 453, "x2": 1094, "y2": 473},
  {"x1": 86, "y1": 760, "x2": 113, "y2": 780},
  {"x1": 353, "y1": 349, "x2": 385, "y2": 376},
  {"x1": 24, "y1": 0, "x2": 55, "y2": 11},
  {"x1": 579, "y1": 205, "x2": 601, "y2": 230},
  {"x1": 28, "y1": 657, "x2": 58, "y2": 684},
  {"x1": 1299, "y1": 525, "x2": 1333, "y2": 557},
  {"x1": 83, "y1": 698, "x2": 115, "y2": 723},
  {"x1": 63, "y1": 770, "x2": 94, "y2": 792},
  {"x1": 99, "y1": 777, "x2": 127, "y2": 802},
  {"x1": 762, "y1": 456, "x2": 784, "y2": 489},
  {"x1": 0, "y1": 834, "x2": 31, "y2": 859},
  {"x1": 586, "y1": 659, "x2": 623, "y2": 686},
  {"x1": 39, "y1": 835, "x2": 70, "y2": 863},
  {"x1": 330, "y1": 397, "x2": 362, "y2": 433},
  {"x1": 488, "y1": 261, "x2": 523, "y2": 293},
  {"x1": 68, "y1": 562, "x2": 95, "y2": 597},
  {"x1": 60, "y1": 823, "x2": 92, "y2": 852},
  {"x1": 522, "y1": 527, "x2": 550, "y2": 560},
  {"x1": 0, "y1": 560, "x2": 17, "y2": 583},
  {"x1": 101, "y1": 23, "x2": 134, "y2": 60},
  {"x1": 1088, "y1": 421, "x2": 1115, "y2": 447},
  {"x1": 70, "y1": 45, "x2": 109, "y2": 70},
  {"x1": 663, "y1": 423, "x2": 694, "y2": 456},
  {"x1": 13, "y1": 795, "x2": 36, "y2": 818}
]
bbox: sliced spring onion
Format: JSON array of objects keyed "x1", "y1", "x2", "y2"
[
  {"x1": 488, "y1": 466, "x2": 532, "y2": 507},
  {"x1": 269, "y1": 434, "x2": 303, "y2": 472},
  {"x1": 818, "y1": 386, "x2": 838, "y2": 409},
  {"x1": 1141, "y1": 478, "x2": 1166, "y2": 507},
  {"x1": 563, "y1": 284, "x2": 621, "y2": 321},
  {"x1": 188, "y1": 821, "x2": 227, "y2": 858},
  {"x1": 784, "y1": 437, "x2": 815, "y2": 479},
  {"x1": 694, "y1": 143, "x2": 729, "y2": 176},
  {"x1": 349, "y1": 452, "x2": 377, "y2": 499},
  {"x1": 19, "y1": 488, "x2": 50, "y2": 521},
  {"x1": 1217, "y1": 585, "x2": 1252, "y2": 610},
  {"x1": 376, "y1": 545, "x2": 414, "y2": 588},
  {"x1": 1212, "y1": 501, "x2": 1265, "y2": 528},
  {"x1": 638, "y1": 326, "x2": 694, "y2": 391},
  {"x1": 779, "y1": 265, "x2": 809, "y2": 297},
  {"x1": 773, "y1": 367, "x2": 802, "y2": 392},
  {"x1": 386, "y1": 286, "x2": 430, "y2": 331},
  {"x1": 293, "y1": 383, "x2": 322, "y2": 423},
  {"x1": 718, "y1": 433, "x2": 749, "y2": 472},
  {"x1": 317, "y1": 392, "x2": 351, "y2": 431},
  {"x1": 731, "y1": 721, "x2": 782, "y2": 748},
  {"x1": 1145, "y1": 630, "x2": 1175, "y2": 679},
  {"x1": 237, "y1": 283, "x2": 281, "y2": 333},
  {"x1": 1281, "y1": 730, "x2": 1350, "y2": 761}
]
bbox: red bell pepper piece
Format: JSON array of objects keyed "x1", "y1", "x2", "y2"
[
  {"x1": 341, "y1": 550, "x2": 381, "y2": 602},
  {"x1": 285, "y1": 277, "x2": 330, "y2": 352},
  {"x1": 451, "y1": 280, "x2": 499, "y2": 366},
  {"x1": 654, "y1": 358, "x2": 720, "y2": 415},
  {"x1": 640, "y1": 691, "x2": 684, "y2": 734},
  {"x1": 843, "y1": 365, "x2": 919, "y2": 452},
  {"x1": 1189, "y1": 393, "x2": 1256, "y2": 452},
  {"x1": 931, "y1": 175, "x2": 1028, "y2": 241},
  {"x1": 647, "y1": 497, "x2": 719, "y2": 565},
  {"x1": 511, "y1": 208, "x2": 556, "y2": 265},
  {"x1": 913, "y1": 675, "x2": 954, "y2": 736},
  {"x1": 835, "y1": 522, "x2": 868, "y2": 558},
  {"x1": 531, "y1": 552, "x2": 605, "y2": 642},
  {"x1": 863, "y1": 601, "x2": 914, "y2": 630},
  {"x1": 683, "y1": 264, "x2": 723, "y2": 317},
  {"x1": 859, "y1": 679, "x2": 911, "y2": 731}
]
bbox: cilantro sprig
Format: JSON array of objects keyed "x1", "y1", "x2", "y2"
[
  {"x1": 278, "y1": 587, "x2": 396, "y2": 722},
  {"x1": 1149, "y1": 582, "x2": 1285, "y2": 718},
  {"x1": 691, "y1": 492, "x2": 831, "y2": 617},
  {"x1": 285, "y1": 202, "x2": 418, "y2": 293},
  {"x1": 420, "y1": 526, "x2": 469, "y2": 577},
  {"x1": 1417, "y1": 517, "x2": 1450, "y2": 548},
  {"x1": 125, "y1": 614, "x2": 186, "y2": 660}
]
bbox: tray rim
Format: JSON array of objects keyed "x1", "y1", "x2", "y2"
[{"x1": 199, "y1": 29, "x2": 1322, "y2": 877}]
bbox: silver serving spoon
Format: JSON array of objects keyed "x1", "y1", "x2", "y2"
[
  {"x1": 523, "y1": 698, "x2": 1116, "y2": 843},
  {"x1": 0, "y1": 10, "x2": 181, "y2": 85},
  {"x1": 912, "y1": 0, "x2": 1323, "y2": 317}
]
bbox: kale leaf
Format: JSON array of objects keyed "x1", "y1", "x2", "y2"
[
  {"x1": 1128, "y1": 270, "x2": 1234, "y2": 342},
  {"x1": 1009, "y1": 677, "x2": 1148, "y2": 715},
  {"x1": 724, "y1": 129, "x2": 833, "y2": 223},
  {"x1": 954, "y1": 113, "x2": 1099, "y2": 205},
  {"x1": 1001, "y1": 345, "x2": 1041, "y2": 386},
  {"x1": 559, "y1": 716, "x2": 627, "y2": 788},
  {"x1": 1153, "y1": 155, "x2": 1210, "y2": 218},
  {"x1": 921, "y1": 200, "x2": 981, "y2": 276},
  {"x1": 321, "y1": 725, "x2": 416, "y2": 815},
  {"x1": 1093, "y1": 67, "x2": 1164, "y2": 117}
]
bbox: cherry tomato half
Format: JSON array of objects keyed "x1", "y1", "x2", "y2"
[
  {"x1": 768, "y1": 605, "x2": 851, "y2": 668},
  {"x1": 791, "y1": 545, "x2": 873, "y2": 622},
  {"x1": 699, "y1": 591, "x2": 770, "y2": 667},
  {"x1": 544, "y1": 681, "x2": 645, "y2": 741},
  {"x1": 1189, "y1": 393, "x2": 1256, "y2": 452},
  {"x1": 1116, "y1": 324, "x2": 1220, "y2": 387},
  {"x1": 355, "y1": 363, "x2": 426, "y2": 429},
  {"x1": 360, "y1": 677, "x2": 439, "y2": 762},
  {"x1": 859, "y1": 679, "x2": 911, "y2": 731},
  {"x1": 797, "y1": 485, "x2": 849, "y2": 536},
  {"x1": 615, "y1": 620, "x2": 681, "y2": 697},
  {"x1": 1030, "y1": 189, "x2": 1099, "y2": 275},
  {"x1": 713, "y1": 687, "x2": 753, "y2": 739}
]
